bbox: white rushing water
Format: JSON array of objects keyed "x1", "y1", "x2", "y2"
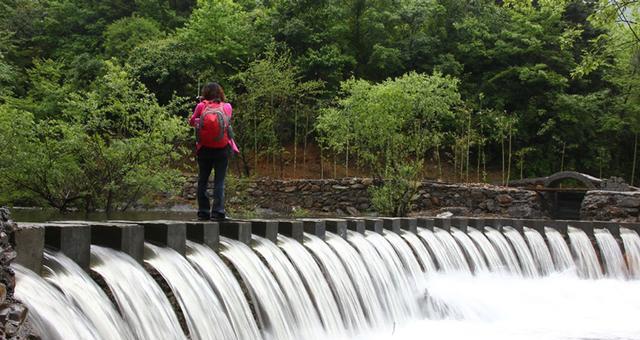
[
  {"x1": 568, "y1": 227, "x2": 603, "y2": 279},
  {"x1": 144, "y1": 242, "x2": 236, "y2": 340},
  {"x1": 434, "y1": 228, "x2": 471, "y2": 272},
  {"x1": 352, "y1": 272, "x2": 640, "y2": 340},
  {"x1": 253, "y1": 235, "x2": 325, "y2": 339},
  {"x1": 466, "y1": 227, "x2": 505, "y2": 273},
  {"x1": 14, "y1": 264, "x2": 102, "y2": 340},
  {"x1": 544, "y1": 227, "x2": 576, "y2": 273},
  {"x1": 450, "y1": 228, "x2": 488, "y2": 273},
  {"x1": 326, "y1": 233, "x2": 386, "y2": 326},
  {"x1": 523, "y1": 227, "x2": 555, "y2": 276},
  {"x1": 594, "y1": 228, "x2": 629, "y2": 279},
  {"x1": 621, "y1": 227, "x2": 640, "y2": 279},
  {"x1": 346, "y1": 231, "x2": 416, "y2": 324},
  {"x1": 503, "y1": 227, "x2": 539, "y2": 278},
  {"x1": 42, "y1": 250, "x2": 135, "y2": 340},
  {"x1": 305, "y1": 233, "x2": 368, "y2": 334},
  {"x1": 18, "y1": 220, "x2": 640, "y2": 340},
  {"x1": 400, "y1": 231, "x2": 436, "y2": 273},
  {"x1": 417, "y1": 228, "x2": 458, "y2": 272},
  {"x1": 485, "y1": 227, "x2": 522, "y2": 275},
  {"x1": 185, "y1": 241, "x2": 263, "y2": 340},
  {"x1": 220, "y1": 237, "x2": 296, "y2": 340},
  {"x1": 90, "y1": 245, "x2": 186, "y2": 340},
  {"x1": 278, "y1": 234, "x2": 346, "y2": 336}
]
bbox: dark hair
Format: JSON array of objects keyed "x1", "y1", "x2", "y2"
[{"x1": 201, "y1": 82, "x2": 226, "y2": 102}]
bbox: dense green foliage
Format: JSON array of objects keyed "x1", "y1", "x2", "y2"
[{"x1": 2, "y1": 0, "x2": 640, "y2": 212}]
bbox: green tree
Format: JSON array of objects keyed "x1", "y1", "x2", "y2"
[
  {"x1": 233, "y1": 44, "x2": 324, "y2": 177},
  {"x1": 104, "y1": 16, "x2": 164, "y2": 60},
  {"x1": 317, "y1": 72, "x2": 462, "y2": 215}
]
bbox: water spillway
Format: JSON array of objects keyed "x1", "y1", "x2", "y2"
[{"x1": 10, "y1": 217, "x2": 640, "y2": 340}]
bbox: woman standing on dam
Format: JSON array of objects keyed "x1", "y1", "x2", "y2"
[{"x1": 189, "y1": 82, "x2": 239, "y2": 221}]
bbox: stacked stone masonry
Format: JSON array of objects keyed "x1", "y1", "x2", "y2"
[
  {"x1": 184, "y1": 177, "x2": 547, "y2": 218},
  {"x1": 0, "y1": 208, "x2": 32, "y2": 339},
  {"x1": 581, "y1": 190, "x2": 640, "y2": 222}
]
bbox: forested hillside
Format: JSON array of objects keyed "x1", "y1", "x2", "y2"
[{"x1": 1, "y1": 0, "x2": 639, "y2": 212}]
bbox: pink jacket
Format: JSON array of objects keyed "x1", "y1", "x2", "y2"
[{"x1": 189, "y1": 101, "x2": 240, "y2": 153}]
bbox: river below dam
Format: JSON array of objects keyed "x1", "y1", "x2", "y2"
[{"x1": 353, "y1": 272, "x2": 640, "y2": 340}]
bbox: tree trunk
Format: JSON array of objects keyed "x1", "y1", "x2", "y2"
[
  {"x1": 253, "y1": 111, "x2": 258, "y2": 177},
  {"x1": 294, "y1": 110, "x2": 298, "y2": 178},
  {"x1": 506, "y1": 125, "x2": 512, "y2": 186},
  {"x1": 633, "y1": 132, "x2": 638, "y2": 186},
  {"x1": 501, "y1": 139, "x2": 505, "y2": 186},
  {"x1": 345, "y1": 139, "x2": 349, "y2": 177},
  {"x1": 560, "y1": 141, "x2": 566, "y2": 172},
  {"x1": 320, "y1": 147, "x2": 324, "y2": 179}
]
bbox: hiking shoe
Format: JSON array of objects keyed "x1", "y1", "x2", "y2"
[{"x1": 210, "y1": 212, "x2": 228, "y2": 221}]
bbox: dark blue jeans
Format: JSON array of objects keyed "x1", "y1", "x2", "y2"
[{"x1": 197, "y1": 147, "x2": 229, "y2": 219}]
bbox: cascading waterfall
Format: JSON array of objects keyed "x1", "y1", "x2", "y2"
[
  {"x1": 14, "y1": 264, "x2": 101, "y2": 340},
  {"x1": 90, "y1": 245, "x2": 186, "y2": 340},
  {"x1": 185, "y1": 241, "x2": 263, "y2": 340},
  {"x1": 621, "y1": 227, "x2": 640, "y2": 279},
  {"x1": 522, "y1": 227, "x2": 555, "y2": 276},
  {"x1": 485, "y1": 227, "x2": 522, "y2": 275},
  {"x1": 326, "y1": 233, "x2": 386, "y2": 326},
  {"x1": 433, "y1": 228, "x2": 471, "y2": 272},
  {"x1": 276, "y1": 234, "x2": 345, "y2": 336},
  {"x1": 594, "y1": 228, "x2": 628, "y2": 279},
  {"x1": 399, "y1": 231, "x2": 436, "y2": 273},
  {"x1": 252, "y1": 235, "x2": 325, "y2": 339},
  {"x1": 568, "y1": 227, "x2": 603, "y2": 279},
  {"x1": 545, "y1": 227, "x2": 576, "y2": 272},
  {"x1": 144, "y1": 243, "x2": 236, "y2": 340},
  {"x1": 346, "y1": 231, "x2": 416, "y2": 323},
  {"x1": 450, "y1": 228, "x2": 488, "y2": 273},
  {"x1": 16, "y1": 219, "x2": 640, "y2": 340},
  {"x1": 417, "y1": 228, "x2": 457, "y2": 272},
  {"x1": 382, "y1": 232, "x2": 425, "y2": 287},
  {"x1": 42, "y1": 250, "x2": 135, "y2": 340},
  {"x1": 466, "y1": 227, "x2": 506, "y2": 273},
  {"x1": 304, "y1": 233, "x2": 368, "y2": 333},
  {"x1": 364, "y1": 231, "x2": 422, "y2": 318},
  {"x1": 220, "y1": 237, "x2": 296, "y2": 340},
  {"x1": 502, "y1": 227, "x2": 539, "y2": 277}
]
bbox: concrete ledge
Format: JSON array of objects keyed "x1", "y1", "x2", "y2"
[
  {"x1": 12, "y1": 223, "x2": 44, "y2": 274},
  {"x1": 362, "y1": 218, "x2": 384, "y2": 234},
  {"x1": 247, "y1": 220, "x2": 278, "y2": 242},
  {"x1": 345, "y1": 219, "x2": 365, "y2": 234},
  {"x1": 433, "y1": 218, "x2": 452, "y2": 231},
  {"x1": 220, "y1": 221, "x2": 252, "y2": 245},
  {"x1": 466, "y1": 217, "x2": 485, "y2": 230},
  {"x1": 300, "y1": 219, "x2": 326, "y2": 240},
  {"x1": 381, "y1": 218, "x2": 401, "y2": 233},
  {"x1": 185, "y1": 221, "x2": 219, "y2": 252},
  {"x1": 124, "y1": 221, "x2": 187, "y2": 255},
  {"x1": 277, "y1": 221, "x2": 304, "y2": 243},
  {"x1": 91, "y1": 222, "x2": 144, "y2": 264},
  {"x1": 566, "y1": 220, "x2": 595, "y2": 238},
  {"x1": 449, "y1": 217, "x2": 469, "y2": 232},
  {"x1": 399, "y1": 217, "x2": 418, "y2": 233},
  {"x1": 44, "y1": 222, "x2": 91, "y2": 271},
  {"x1": 417, "y1": 217, "x2": 435, "y2": 230},
  {"x1": 325, "y1": 219, "x2": 348, "y2": 239}
]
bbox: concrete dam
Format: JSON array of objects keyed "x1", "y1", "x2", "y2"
[{"x1": 8, "y1": 216, "x2": 640, "y2": 340}]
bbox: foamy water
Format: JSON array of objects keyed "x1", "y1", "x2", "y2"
[{"x1": 352, "y1": 272, "x2": 640, "y2": 340}]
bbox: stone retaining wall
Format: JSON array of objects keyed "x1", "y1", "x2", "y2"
[
  {"x1": 0, "y1": 208, "x2": 30, "y2": 339},
  {"x1": 183, "y1": 177, "x2": 547, "y2": 218},
  {"x1": 580, "y1": 190, "x2": 640, "y2": 222}
]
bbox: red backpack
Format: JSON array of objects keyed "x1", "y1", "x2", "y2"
[{"x1": 196, "y1": 101, "x2": 230, "y2": 149}]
